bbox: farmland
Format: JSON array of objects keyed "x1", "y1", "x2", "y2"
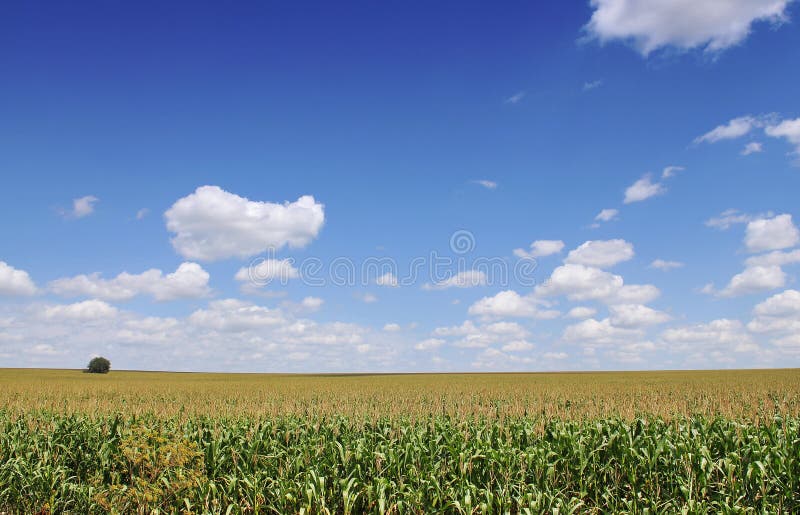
[{"x1": 1, "y1": 368, "x2": 799, "y2": 512}]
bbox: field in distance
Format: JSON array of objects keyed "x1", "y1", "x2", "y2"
[{"x1": 1, "y1": 367, "x2": 797, "y2": 420}]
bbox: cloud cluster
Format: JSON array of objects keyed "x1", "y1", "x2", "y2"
[
  {"x1": 585, "y1": 0, "x2": 793, "y2": 55},
  {"x1": 165, "y1": 186, "x2": 325, "y2": 261},
  {"x1": 49, "y1": 263, "x2": 211, "y2": 301},
  {"x1": 0, "y1": 262, "x2": 38, "y2": 296}
]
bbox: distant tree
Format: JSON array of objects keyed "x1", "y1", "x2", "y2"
[{"x1": 86, "y1": 356, "x2": 111, "y2": 374}]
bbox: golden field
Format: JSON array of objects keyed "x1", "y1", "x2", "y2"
[{"x1": 1, "y1": 367, "x2": 797, "y2": 420}]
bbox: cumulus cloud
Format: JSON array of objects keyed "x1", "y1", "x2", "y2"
[
  {"x1": 375, "y1": 272, "x2": 398, "y2": 287},
  {"x1": 472, "y1": 179, "x2": 498, "y2": 189},
  {"x1": 748, "y1": 289, "x2": 800, "y2": 334},
  {"x1": 43, "y1": 299, "x2": 119, "y2": 321},
  {"x1": 563, "y1": 318, "x2": 645, "y2": 346},
  {"x1": 424, "y1": 270, "x2": 487, "y2": 290},
  {"x1": 695, "y1": 115, "x2": 763, "y2": 144},
  {"x1": 414, "y1": 338, "x2": 445, "y2": 351},
  {"x1": 535, "y1": 262, "x2": 660, "y2": 305},
  {"x1": 235, "y1": 259, "x2": 299, "y2": 288},
  {"x1": 583, "y1": 79, "x2": 603, "y2": 91},
  {"x1": 608, "y1": 304, "x2": 671, "y2": 327},
  {"x1": 433, "y1": 320, "x2": 530, "y2": 349},
  {"x1": 513, "y1": 240, "x2": 565, "y2": 259},
  {"x1": 585, "y1": 0, "x2": 793, "y2": 55},
  {"x1": 135, "y1": 208, "x2": 149, "y2": 220},
  {"x1": 165, "y1": 186, "x2": 325, "y2": 261},
  {"x1": 624, "y1": 174, "x2": 666, "y2": 204},
  {"x1": 299, "y1": 296, "x2": 324, "y2": 311},
  {"x1": 661, "y1": 165, "x2": 685, "y2": 179},
  {"x1": 468, "y1": 290, "x2": 560, "y2": 320},
  {"x1": 536, "y1": 264, "x2": 623, "y2": 301},
  {"x1": 565, "y1": 239, "x2": 634, "y2": 268},
  {"x1": 70, "y1": 195, "x2": 99, "y2": 218},
  {"x1": 705, "y1": 208, "x2": 773, "y2": 230},
  {"x1": 744, "y1": 214, "x2": 800, "y2": 253},
  {"x1": 661, "y1": 319, "x2": 757, "y2": 353},
  {"x1": 649, "y1": 259, "x2": 684, "y2": 271},
  {"x1": 741, "y1": 142, "x2": 763, "y2": 155},
  {"x1": 765, "y1": 117, "x2": 800, "y2": 155},
  {"x1": 501, "y1": 340, "x2": 535, "y2": 352},
  {"x1": 565, "y1": 306, "x2": 597, "y2": 319},
  {"x1": 0, "y1": 262, "x2": 38, "y2": 296},
  {"x1": 745, "y1": 249, "x2": 800, "y2": 267},
  {"x1": 0, "y1": 297, "x2": 402, "y2": 371},
  {"x1": 594, "y1": 209, "x2": 619, "y2": 222},
  {"x1": 50, "y1": 263, "x2": 211, "y2": 301},
  {"x1": 504, "y1": 92, "x2": 525, "y2": 104},
  {"x1": 719, "y1": 265, "x2": 786, "y2": 297},
  {"x1": 383, "y1": 323, "x2": 401, "y2": 332}
]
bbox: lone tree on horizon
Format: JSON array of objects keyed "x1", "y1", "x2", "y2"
[{"x1": 86, "y1": 356, "x2": 111, "y2": 374}]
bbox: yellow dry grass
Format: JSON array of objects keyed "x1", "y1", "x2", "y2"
[{"x1": 1, "y1": 368, "x2": 798, "y2": 421}]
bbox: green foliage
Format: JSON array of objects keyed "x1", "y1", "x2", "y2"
[
  {"x1": 0, "y1": 413, "x2": 798, "y2": 513},
  {"x1": 86, "y1": 357, "x2": 111, "y2": 374}
]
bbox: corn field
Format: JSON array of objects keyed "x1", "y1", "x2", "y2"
[{"x1": 0, "y1": 369, "x2": 799, "y2": 513}]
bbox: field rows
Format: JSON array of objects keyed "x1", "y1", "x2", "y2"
[{"x1": 1, "y1": 413, "x2": 799, "y2": 513}]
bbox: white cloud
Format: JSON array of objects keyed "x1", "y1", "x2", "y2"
[
  {"x1": 0, "y1": 262, "x2": 37, "y2": 296},
  {"x1": 747, "y1": 289, "x2": 800, "y2": 335},
  {"x1": 565, "y1": 239, "x2": 634, "y2": 268},
  {"x1": 745, "y1": 249, "x2": 800, "y2": 267},
  {"x1": 300, "y1": 296, "x2": 324, "y2": 311},
  {"x1": 0, "y1": 297, "x2": 397, "y2": 372},
  {"x1": 608, "y1": 304, "x2": 671, "y2": 327},
  {"x1": 624, "y1": 174, "x2": 665, "y2": 204},
  {"x1": 765, "y1": 117, "x2": 800, "y2": 155},
  {"x1": 472, "y1": 179, "x2": 498, "y2": 189},
  {"x1": 414, "y1": 338, "x2": 445, "y2": 351},
  {"x1": 741, "y1": 142, "x2": 763, "y2": 155},
  {"x1": 661, "y1": 319, "x2": 756, "y2": 352},
  {"x1": 705, "y1": 208, "x2": 773, "y2": 230},
  {"x1": 376, "y1": 272, "x2": 398, "y2": 287},
  {"x1": 135, "y1": 208, "x2": 149, "y2": 220},
  {"x1": 543, "y1": 351, "x2": 568, "y2": 360},
  {"x1": 586, "y1": 1, "x2": 793, "y2": 55},
  {"x1": 383, "y1": 323, "x2": 401, "y2": 332},
  {"x1": 501, "y1": 340, "x2": 535, "y2": 352},
  {"x1": 165, "y1": 186, "x2": 325, "y2": 261},
  {"x1": 43, "y1": 299, "x2": 119, "y2": 321},
  {"x1": 610, "y1": 284, "x2": 661, "y2": 304},
  {"x1": 583, "y1": 79, "x2": 603, "y2": 91},
  {"x1": 71, "y1": 195, "x2": 99, "y2": 218},
  {"x1": 188, "y1": 299, "x2": 286, "y2": 331},
  {"x1": 513, "y1": 240, "x2": 565, "y2": 259},
  {"x1": 433, "y1": 320, "x2": 530, "y2": 349},
  {"x1": 719, "y1": 265, "x2": 786, "y2": 297},
  {"x1": 594, "y1": 208, "x2": 619, "y2": 222},
  {"x1": 504, "y1": 92, "x2": 525, "y2": 104},
  {"x1": 695, "y1": 115, "x2": 763, "y2": 144},
  {"x1": 358, "y1": 293, "x2": 378, "y2": 304},
  {"x1": 565, "y1": 306, "x2": 597, "y2": 319},
  {"x1": 649, "y1": 259, "x2": 684, "y2": 271},
  {"x1": 744, "y1": 214, "x2": 800, "y2": 253},
  {"x1": 536, "y1": 264, "x2": 623, "y2": 301},
  {"x1": 661, "y1": 165, "x2": 685, "y2": 179},
  {"x1": 753, "y1": 289, "x2": 800, "y2": 318},
  {"x1": 468, "y1": 290, "x2": 560, "y2": 319},
  {"x1": 50, "y1": 262, "x2": 211, "y2": 301},
  {"x1": 563, "y1": 318, "x2": 645, "y2": 345},
  {"x1": 235, "y1": 259, "x2": 299, "y2": 287},
  {"x1": 425, "y1": 270, "x2": 487, "y2": 290}
]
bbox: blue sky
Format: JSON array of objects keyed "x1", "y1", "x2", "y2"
[{"x1": 1, "y1": 0, "x2": 800, "y2": 371}]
